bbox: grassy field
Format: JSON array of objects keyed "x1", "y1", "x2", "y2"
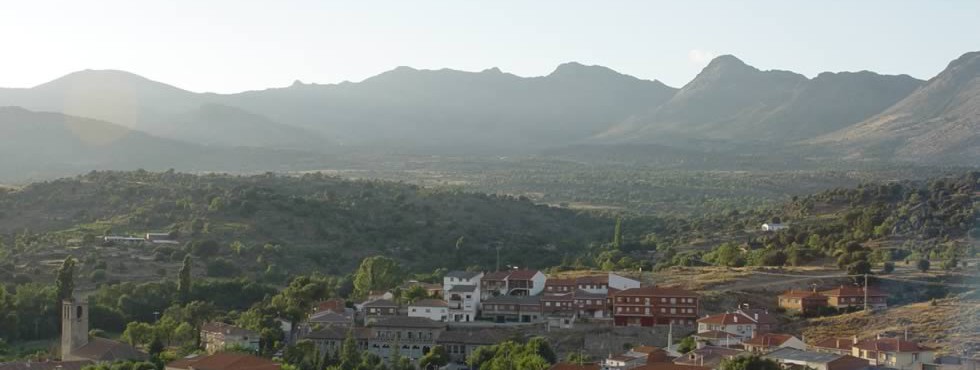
[{"x1": 798, "y1": 298, "x2": 980, "y2": 355}]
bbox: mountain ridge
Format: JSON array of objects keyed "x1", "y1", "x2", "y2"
[
  {"x1": 596, "y1": 54, "x2": 924, "y2": 145},
  {"x1": 813, "y1": 51, "x2": 980, "y2": 164}
]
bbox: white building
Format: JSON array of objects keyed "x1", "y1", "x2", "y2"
[
  {"x1": 696, "y1": 312, "x2": 759, "y2": 340},
  {"x1": 407, "y1": 299, "x2": 449, "y2": 322},
  {"x1": 443, "y1": 271, "x2": 483, "y2": 322},
  {"x1": 481, "y1": 269, "x2": 547, "y2": 299}
]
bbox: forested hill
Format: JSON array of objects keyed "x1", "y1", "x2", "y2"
[{"x1": 0, "y1": 171, "x2": 612, "y2": 274}]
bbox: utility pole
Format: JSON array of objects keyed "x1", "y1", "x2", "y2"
[{"x1": 863, "y1": 273, "x2": 869, "y2": 312}]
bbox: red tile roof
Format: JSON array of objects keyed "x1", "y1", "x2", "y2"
[
  {"x1": 507, "y1": 269, "x2": 541, "y2": 280},
  {"x1": 546, "y1": 278, "x2": 577, "y2": 286},
  {"x1": 615, "y1": 286, "x2": 699, "y2": 298},
  {"x1": 854, "y1": 338, "x2": 928, "y2": 353},
  {"x1": 697, "y1": 312, "x2": 754, "y2": 325},
  {"x1": 743, "y1": 333, "x2": 795, "y2": 347},
  {"x1": 820, "y1": 285, "x2": 886, "y2": 298},
  {"x1": 812, "y1": 338, "x2": 855, "y2": 351},
  {"x1": 314, "y1": 298, "x2": 346, "y2": 314},
  {"x1": 167, "y1": 352, "x2": 280, "y2": 370},
  {"x1": 740, "y1": 308, "x2": 778, "y2": 325}
]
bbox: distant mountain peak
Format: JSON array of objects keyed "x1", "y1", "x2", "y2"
[
  {"x1": 702, "y1": 54, "x2": 755, "y2": 73},
  {"x1": 482, "y1": 67, "x2": 502, "y2": 74},
  {"x1": 34, "y1": 69, "x2": 189, "y2": 94},
  {"x1": 548, "y1": 62, "x2": 626, "y2": 79}
]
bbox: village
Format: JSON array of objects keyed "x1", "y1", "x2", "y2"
[{"x1": 17, "y1": 259, "x2": 974, "y2": 370}]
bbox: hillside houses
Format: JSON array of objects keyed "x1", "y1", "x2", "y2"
[{"x1": 612, "y1": 286, "x2": 700, "y2": 327}]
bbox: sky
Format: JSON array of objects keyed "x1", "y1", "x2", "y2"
[{"x1": 1, "y1": 0, "x2": 978, "y2": 93}]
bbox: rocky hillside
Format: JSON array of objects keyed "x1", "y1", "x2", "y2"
[{"x1": 814, "y1": 51, "x2": 980, "y2": 164}]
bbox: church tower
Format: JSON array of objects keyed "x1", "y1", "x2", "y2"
[{"x1": 61, "y1": 297, "x2": 89, "y2": 360}]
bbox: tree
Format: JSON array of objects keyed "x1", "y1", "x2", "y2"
[
  {"x1": 847, "y1": 260, "x2": 872, "y2": 276},
  {"x1": 352, "y1": 256, "x2": 401, "y2": 299},
  {"x1": 56, "y1": 257, "x2": 76, "y2": 301},
  {"x1": 338, "y1": 330, "x2": 361, "y2": 369},
  {"x1": 177, "y1": 255, "x2": 192, "y2": 304},
  {"x1": 565, "y1": 352, "x2": 591, "y2": 365},
  {"x1": 401, "y1": 285, "x2": 429, "y2": 304},
  {"x1": 942, "y1": 256, "x2": 959, "y2": 271},
  {"x1": 612, "y1": 217, "x2": 623, "y2": 249},
  {"x1": 122, "y1": 322, "x2": 155, "y2": 347},
  {"x1": 419, "y1": 345, "x2": 450, "y2": 369},
  {"x1": 917, "y1": 259, "x2": 931, "y2": 273},
  {"x1": 882, "y1": 261, "x2": 895, "y2": 274},
  {"x1": 677, "y1": 336, "x2": 696, "y2": 354},
  {"x1": 527, "y1": 337, "x2": 556, "y2": 364},
  {"x1": 719, "y1": 355, "x2": 781, "y2": 370}
]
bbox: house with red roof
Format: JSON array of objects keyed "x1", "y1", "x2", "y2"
[
  {"x1": 696, "y1": 311, "x2": 761, "y2": 340},
  {"x1": 821, "y1": 285, "x2": 887, "y2": 310},
  {"x1": 612, "y1": 286, "x2": 699, "y2": 327},
  {"x1": 852, "y1": 337, "x2": 935, "y2": 369},
  {"x1": 810, "y1": 337, "x2": 858, "y2": 356},
  {"x1": 778, "y1": 289, "x2": 829, "y2": 315}
]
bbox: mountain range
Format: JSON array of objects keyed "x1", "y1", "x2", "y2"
[{"x1": 0, "y1": 51, "x2": 978, "y2": 179}]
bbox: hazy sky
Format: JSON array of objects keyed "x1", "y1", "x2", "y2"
[{"x1": 1, "y1": 0, "x2": 978, "y2": 93}]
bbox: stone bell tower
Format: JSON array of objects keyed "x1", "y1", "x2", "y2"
[{"x1": 61, "y1": 297, "x2": 89, "y2": 360}]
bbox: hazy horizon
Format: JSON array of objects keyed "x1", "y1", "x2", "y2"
[{"x1": 2, "y1": 0, "x2": 979, "y2": 93}]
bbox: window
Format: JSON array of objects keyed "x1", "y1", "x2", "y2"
[{"x1": 670, "y1": 297, "x2": 676, "y2": 304}]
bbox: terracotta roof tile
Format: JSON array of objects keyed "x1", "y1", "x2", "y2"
[
  {"x1": 812, "y1": 338, "x2": 855, "y2": 351},
  {"x1": 853, "y1": 338, "x2": 928, "y2": 353},
  {"x1": 743, "y1": 333, "x2": 795, "y2": 347}
]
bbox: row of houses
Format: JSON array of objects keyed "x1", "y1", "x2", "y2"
[
  {"x1": 554, "y1": 332, "x2": 963, "y2": 370},
  {"x1": 778, "y1": 285, "x2": 888, "y2": 315}
]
